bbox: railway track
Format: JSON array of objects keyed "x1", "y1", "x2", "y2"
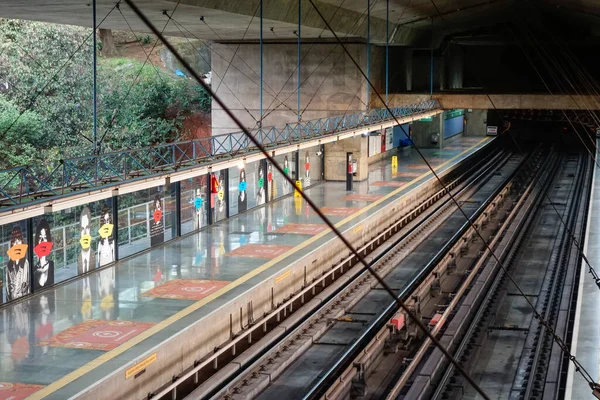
[
  {"x1": 147, "y1": 140, "x2": 508, "y2": 400},
  {"x1": 173, "y1": 143, "x2": 547, "y2": 400},
  {"x1": 383, "y1": 149, "x2": 591, "y2": 400}
]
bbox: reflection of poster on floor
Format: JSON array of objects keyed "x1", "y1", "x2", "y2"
[
  {"x1": 78, "y1": 207, "x2": 96, "y2": 275},
  {"x1": 33, "y1": 218, "x2": 54, "y2": 292},
  {"x1": 34, "y1": 292, "x2": 55, "y2": 357},
  {"x1": 238, "y1": 168, "x2": 247, "y2": 212},
  {"x1": 97, "y1": 203, "x2": 115, "y2": 267},
  {"x1": 98, "y1": 265, "x2": 116, "y2": 320},
  {"x1": 7, "y1": 301, "x2": 30, "y2": 366},
  {"x1": 303, "y1": 151, "x2": 311, "y2": 187},
  {"x1": 150, "y1": 194, "x2": 164, "y2": 246},
  {"x1": 5, "y1": 224, "x2": 30, "y2": 302}
]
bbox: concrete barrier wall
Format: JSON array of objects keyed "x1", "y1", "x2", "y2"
[{"x1": 79, "y1": 145, "x2": 490, "y2": 400}]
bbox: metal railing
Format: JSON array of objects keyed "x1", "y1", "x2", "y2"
[{"x1": 0, "y1": 100, "x2": 440, "y2": 212}]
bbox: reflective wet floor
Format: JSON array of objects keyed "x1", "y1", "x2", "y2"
[{"x1": 0, "y1": 136, "x2": 489, "y2": 399}]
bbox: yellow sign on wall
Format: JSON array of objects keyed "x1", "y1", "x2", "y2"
[
  {"x1": 126, "y1": 353, "x2": 157, "y2": 379},
  {"x1": 294, "y1": 180, "x2": 303, "y2": 198}
]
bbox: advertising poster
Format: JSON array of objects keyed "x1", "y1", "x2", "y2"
[
  {"x1": 238, "y1": 168, "x2": 248, "y2": 212},
  {"x1": 77, "y1": 207, "x2": 96, "y2": 275},
  {"x1": 33, "y1": 218, "x2": 54, "y2": 291},
  {"x1": 304, "y1": 151, "x2": 311, "y2": 187},
  {"x1": 5, "y1": 223, "x2": 30, "y2": 302},
  {"x1": 267, "y1": 162, "x2": 277, "y2": 202},
  {"x1": 194, "y1": 188, "x2": 204, "y2": 230},
  {"x1": 215, "y1": 172, "x2": 227, "y2": 221},
  {"x1": 257, "y1": 162, "x2": 266, "y2": 206},
  {"x1": 150, "y1": 194, "x2": 164, "y2": 246},
  {"x1": 97, "y1": 203, "x2": 115, "y2": 267},
  {"x1": 282, "y1": 155, "x2": 291, "y2": 195}
]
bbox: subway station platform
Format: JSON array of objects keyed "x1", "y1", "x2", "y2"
[
  {"x1": 568, "y1": 139, "x2": 600, "y2": 400},
  {"x1": 0, "y1": 136, "x2": 490, "y2": 400}
]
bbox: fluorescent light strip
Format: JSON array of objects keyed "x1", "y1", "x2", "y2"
[
  {"x1": 45, "y1": 190, "x2": 115, "y2": 213},
  {"x1": 0, "y1": 207, "x2": 45, "y2": 225}
]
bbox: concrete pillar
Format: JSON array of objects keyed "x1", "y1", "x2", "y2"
[
  {"x1": 464, "y1": 109, "x2": 487, "y2": 136},
  {"x1": 404, "y1": 49, "x2": 413, "y2": 92},
  {"x1": 211, "y1": 42, "x2": 369, "y2": 136},
  {"x1": 447, "y1": 43, "x2": 464, "y2": 90},
  {"x1": 324, "y1": 136, "x2": 369, "y2": 181},
  {"x1": 438, "y1": 112, "x2": 444, "y2": 149},
  {"x1": 410, "y1": 113, "x2": 443, "y2": 149}
]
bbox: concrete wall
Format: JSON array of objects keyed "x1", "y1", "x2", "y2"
[
  {"x1": 211, "y1": 43, "x2": 369, "y2": 136},
  {"x1": 324, "y1": 136, "x2": 368, "y2": 181},
  {"x1": 411, "y1": 113, "x2": 443, "y2": 148},
  {"x1": 465, "y1": 109, "x2": 487, "y2": 136}
]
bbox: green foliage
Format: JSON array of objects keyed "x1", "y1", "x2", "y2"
[
  {"x1": 0, "y1": 19, "x2": 211, "y2": 171},
  {"x1": 0, "y1": 97, "x2": 43, "y2": 168}
]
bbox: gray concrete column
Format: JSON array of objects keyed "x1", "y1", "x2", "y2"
[
  {"x1": 464, "y1": 109, "x2": 487, "y2": 136},
  {"x1": 438, "y1": 112, "x2": 444, "y2": 149},
  {"x1": 404, "y1": 48, "x2": 413, "y2": 92},
  {"x1": 324, "y1": 137, "x2": 368, "y2": 181},
  {"x1": 211, "y1": 42, "x2": 369, "y2": 136},
  {"x1": 447, "y1": 43, "x2": 464, "y2": 90},
  {"x1": 410, "y1": 113, "x2": 442, "y2": 149}
]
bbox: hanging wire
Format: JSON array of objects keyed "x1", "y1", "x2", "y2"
[
  {"x1": 0, "y1": 28, "x2": 96, "y2": 144},
  {"x1": 0, "y1": 1, "x2": 121, "y2": 142},
  {"x1": 257, "y1": 0, "x2": 381, "y2": 131},
  {"x1": 255, "y1": 0, "x2": 373, "y2": 122},
  {"x1": 427, "y1": 0, "x2": 600, "y2": 391},
  {"x1": 122, "y1": 0, "x2": 491, "y2": 398},
  {"x1": 516, "y1": 23, "x2": 599, "y2": 152},
  {"x1": 172, "y1": 14, "x2": 294, "y2": 110},
  {"x1": 117, "y1": 5, "x2": 167, "y2": 86},
  {"x1": 98, "y1": 0, "x2": 182, "y2": 146},
  {"x1": 211, "y1": 3, "x2": 260, "y2": 96},
  {"x1": 166, "y1": 14, "x2": 258, "y2": 124},
  {"x1": 503, "y1": 22, "x2": 600, "y2": 290}
]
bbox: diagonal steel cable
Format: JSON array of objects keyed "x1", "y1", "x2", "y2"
[
  {"x1": 427, "y1": 0, "x2": 600, "y2": 390},
  {"x1": 122, "y1": 0, "x2": 491, "y2": 398}
]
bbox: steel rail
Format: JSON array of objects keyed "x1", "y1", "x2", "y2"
[
  {"x1": 148, "y1": 142, "x2": 502, "y2": 400},
  {"x1": 300, "y1": 149, "x2": 535, "y2": 400}
]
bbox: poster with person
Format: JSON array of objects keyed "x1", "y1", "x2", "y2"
[
  {"x1": 97, "y1": 203, "x2": 115, "y2": 267},
  {"x1": 33, "y1": 218, "x2": 54, "y2": 291},
  {"x1": 238, "y1": 168, "x2": 247, "y2": 212},
  {"x1": 5, "y1": 224, "x2": 30, "y2": 302},
  {"x1": 267, "y1": 162, "x2": 277, "y2": 202},
  {"x1": 304, "y1": 151, "x2": 311, "y2": 187},
  {"x1": 282, "y1": 155, "x2": 290, "y2": 195},
  {"x1": 77, "y1": 207, "x2": 96, "y2": 275},
  {"x1": 193, "y1": 188, "x2": 204, "y2": 230},
  {"x1": 215, "y1": 172, "x2": 227, "y2": 221},
  {"x1": 257, "y1": 162, "x2": 266, "y2": 205},
  {"x1": 150, "y1": 194, "x2": 164, "y2": 246}
]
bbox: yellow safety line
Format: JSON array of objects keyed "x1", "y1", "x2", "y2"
[{"x1": 30, "y1": 137, "x2": 489, "y2": 399}]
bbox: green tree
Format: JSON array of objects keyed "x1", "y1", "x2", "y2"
[{"x1": 0, "y1": 19, "x2": 211, "y2": 171}]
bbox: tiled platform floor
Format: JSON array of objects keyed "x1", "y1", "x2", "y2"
[
  {"x1": 568, "y1": 140, "x2": 600, "y2": 400},
  {"x1": 0, "y1": 136, "x2": 490, "y2": 399}
]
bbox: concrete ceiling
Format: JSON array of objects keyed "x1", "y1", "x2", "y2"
[{"x1": 0, "y1": 0, "x2": 599, "y2": 46}]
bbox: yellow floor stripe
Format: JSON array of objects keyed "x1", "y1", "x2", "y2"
[{"x1": 30, "y1": 137, "x2": 489, "y2": 399}]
